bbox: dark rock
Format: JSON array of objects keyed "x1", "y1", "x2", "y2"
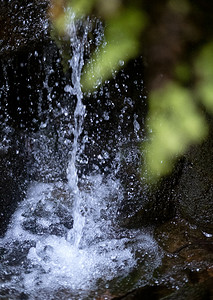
[
  {"x1": 0, "y1": 143, "x2": 27, "y2": 236},
  {"x1": 153, "y1": 217, "x2": 213, "y2": 299},
  {"x1": 118, "y1": 116, "x2": 213, "y2": 232},
  {"x1": 0, "y1": 0, "x2": 49, "y2": 55},
  {"x1": 176, "y1": 162, "x2": 213, "y2": 233},
  {"x1": 154, "y1": 217, "x2": 212, "y2": 254},
  {"x1": 175, "y1": 118, "x2": 213, "y2": 234},
  {"x1": 117, "y1": 142, "x2": 182, "y2": 229},
  {"x1": 113, "y1": 285, "x2": 174, "y2": 300},
  {"x1": 160, "y1": 280, "x2": 213, "y2": 300},
  {"x1": 0, "y1": 40, "x2": 66, "y2": 132},
  {"x1": 0, "y1": 0, "x2": 73, "y2": 184},
  {"x1": 81, "y1": 56, "x2": 147, "y2": 175},
  {"x1": 115, "y1": 217, "x2": 213, "y2": 300}
]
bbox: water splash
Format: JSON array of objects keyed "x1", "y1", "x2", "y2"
[{"x1": 0, "y1": 177, "x2": 161, "y2": 299}]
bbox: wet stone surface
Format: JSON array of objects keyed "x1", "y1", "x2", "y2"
[
  {"x1": 107, "y1": 217, "x2": 213, "y2": 300},
  {"x1": 175, "y1": 133, "x2": 213, "y2": 234}
]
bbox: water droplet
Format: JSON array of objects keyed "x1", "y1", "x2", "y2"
[
  {"x1": 119, "y1": 60, "x2": 124, "y2": 66},
  {"x1": 40, "y1": 122, "x2": 47, "y2": 129}
]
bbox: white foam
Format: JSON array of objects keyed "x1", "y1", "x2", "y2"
[{"x1": 0, "y1": 178, "x2": 162, "y2": 298}]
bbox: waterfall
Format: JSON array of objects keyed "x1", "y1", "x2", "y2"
[
  {"x1": 0, "y1": 10, "x2": 162, "y2": 300},
  {"x1": 64, "y1": 14, "x2": 88, "y2": 248}
]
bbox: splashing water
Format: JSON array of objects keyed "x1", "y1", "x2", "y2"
[
  {"x1": 0, "y1": 13, "x2": 162, "y2": 299},
  {"x1": 0, "y1": 177, "x2": 161, "y2": 298}
]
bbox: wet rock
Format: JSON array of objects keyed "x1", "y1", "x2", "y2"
[
  {"x1": 153, "y1": 217, "x2": 213, "y2": 293},
  {"x1": 0, "y1": 0, "x2": 49, "y2": 55},
  {"x1": 154, "y1": 217, "x2": 212, "y2": 254},
  {"x1": 0, "y1": 0, "x2": 69, "y2": 134},
  {"x1": 176, "y1": 163, "x2": 213, "y2": 233},
  {"x1": 81, "y1": 57, "x2": 147, "y2": 176},
  {"x1": 112, "y1": 285, "x2": 174, "y2": 300},
  {"x1": 160, "y1": 280, "x2": 213, "y2": 300},
  {"x1": 20, "y1": 182, "x2": 73, "y2": 236},
  {"x1": 1, "y1": 240, "x2": 35, "y2": 267},
  {"x1": 0, "y1": 143, "x2": 27, "y2": 236},
  {"x1": 175, "y1": 119, "x2": 213, "y2": 234},
  {"x1": 117, "y1": 142, "x2": 181, "y2": 228},
  {"x1": 0, "y1": 0, "x2": 72, "y2": 183},
  {"x1": 118, "y1": 114, "x2": 213, "y2": 232},
  {"x1": 116, "y1": 217, "x2": 213, "y2": 300},
  {"x1": 0, "y1": 40, "x2": 66, "y2": 132}
]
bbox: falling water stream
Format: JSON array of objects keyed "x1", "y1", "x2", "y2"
[
  {"x1": 65, "y1": 14, "x2": 88, "y2": 249},
  {"x1": 0, "y1": 12, "x2": 162, "y2": 299}
]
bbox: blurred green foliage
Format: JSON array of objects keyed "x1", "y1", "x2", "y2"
[
  {"x1": 49, "y1": 0, "x2": 213, "y2": 183},
  {"x1": 142, "y1": 82, "x2": 208, "y2": 181},
  {"x1": 195, "y1": 42, "x2": 213, "y2": 114}
]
